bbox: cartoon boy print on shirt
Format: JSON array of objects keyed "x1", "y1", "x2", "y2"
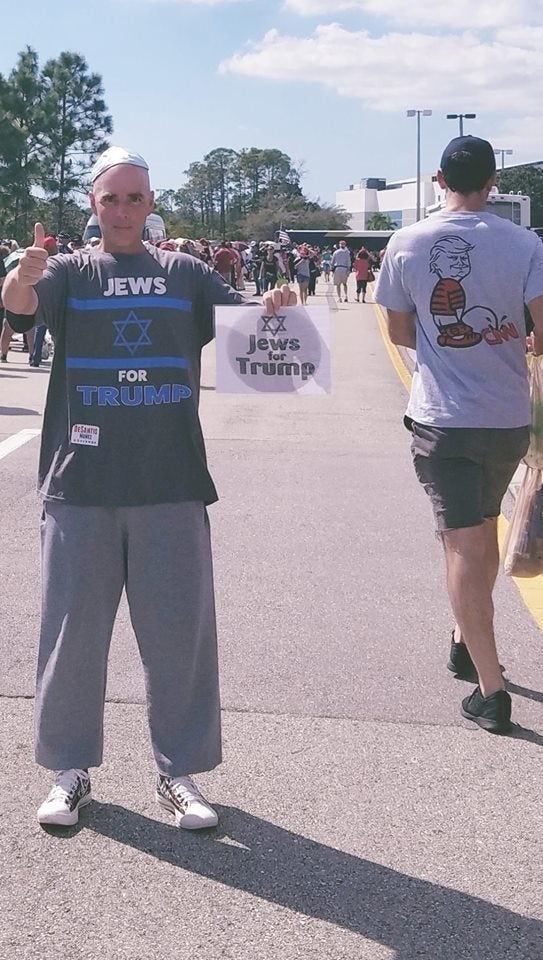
[
  {"x1": 429, "y1": 236, "x2": 520, "y2": 349},
  {"x1": 429, "y1": 236, "x2": 482, "y2": 348}
]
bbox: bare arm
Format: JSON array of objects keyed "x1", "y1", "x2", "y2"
[
  {"x1": 2, "y1": 223, "x2": 48, "y2": 316},
  {"x1": 527, "y1": 295, "x2": 543, "y2": 356},
  {"x1": 3, "y1": 270, "x2": 39, "y2": 315},
  {"x1": 386, "y1": 308, "x2": 416, "y2": 349}
]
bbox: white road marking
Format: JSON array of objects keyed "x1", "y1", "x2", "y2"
[{"x1": 0, "y1": 429, "x2": 41, "y2": 461}]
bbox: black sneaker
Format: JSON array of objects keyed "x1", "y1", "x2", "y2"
[
  {"x1": 447, "y1": 631, "x2": 505, "y2": 683},
  {"x1": 461, "y1": 687, "x2": 512, "y2": 734},
  {"x1": 447, "y1": 635, "x2": 478, "y2": 682}
]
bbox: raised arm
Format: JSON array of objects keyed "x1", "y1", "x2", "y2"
[{"x1": 2, "y1": 223, "x2": 48, "y2": 316}]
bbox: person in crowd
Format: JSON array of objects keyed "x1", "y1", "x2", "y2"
[
  {"x1": 369, "y1": 249, "x2": 381, "y2": 273},
  {"x1": 294, "y1": 243, "x2": 311, "y2": 304},
  {"x1": 375, "y1": 135, "x2": 543, "y2": 734},
  {"x1": 213, "y1": 240, "x2": 237, "y2": 286},
  {"x1": 321, "y1": 247, "x2": 332, "y2": 282},
  {"x1": 260, "y1": 245, "x2": 279, "y2": 292},
  {"x1": 1, "y1": 244, "x2": 35, "y2": 361},
  {"x1": 331, "y1": 239, "x2": 351, "y2": 303},
  {"x1": 199, "y1": 239, "x2": 212, "y2": 267},
  {"x1": 252, "y1": 243, "x2": 264, "y2": 295},
  {"x1": 29, "y1": 236, "x2": 58, "y2": 367},
  {"x1": 308, "y1": 249, "x2": 321, "y2": 296},
  {"x1": 56, "y1": 232, "x2": 72, "y2": 255},
  {"x1": 0, "y1": 243, "x2": 8, "y2": 363},
  {"x1": 3, "y1": 144, "x2": 296, "y2": 829},
  {"x1": 354, "y1": 248, "x2": 371, "y2": 303}
]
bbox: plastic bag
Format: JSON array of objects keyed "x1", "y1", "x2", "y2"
[
  {"x1": 503, "y1": 467, "x2": 543, "y2": 576},
  {"x1": 524, "y1": 355, "x2": 543, "y2": 468}
]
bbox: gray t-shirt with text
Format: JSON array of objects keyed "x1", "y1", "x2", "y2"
[{"x1": 375, "y1": 210, "x2": 543, "y2": 428}]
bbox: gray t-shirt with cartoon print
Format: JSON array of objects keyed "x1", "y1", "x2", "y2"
[
  {"x1": 18, "y1": 246, "x2": 242, "y2": 506},
  {"x1": 375, "y1": 210, "x2": 543, "y2": 428}
]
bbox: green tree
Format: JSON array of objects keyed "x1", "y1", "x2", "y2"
[
  {"x1": 366, "y1": 212, "x2": 395, "y2": 230},
  {"x1": 40, "y1": 52, "x2": 112, "y2": 231},
  {"x1": 0, "y1": 47, "x2": 45, "y2": 238},
  {"x1": 204, "y1": 147, "x2": 238, "y2": 238},
  {"x1": 243, "y1": 197, "x2": 349, "y2": 239},
  {"x1": 174, "y1": 147, "x2": 305, "y2": 237},
  {"x1": 497, "y1": 165, "x2": 543, "y2": 228}
]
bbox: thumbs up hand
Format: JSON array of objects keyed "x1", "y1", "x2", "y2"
[{"x1": 16, "y1": 222, "x2": 50, "y2": 287}]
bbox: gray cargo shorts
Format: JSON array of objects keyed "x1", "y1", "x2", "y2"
[{"x1": 410, "y1": 421, "x2": 530, "y2": 533}]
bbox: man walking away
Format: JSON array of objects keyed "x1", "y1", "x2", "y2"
[
  {"x1": 375, "y1": 135, "x2": 543, "y2": 734},
  {"x1": 331, "y1": 240, "x2": 351, "y2": 303}
]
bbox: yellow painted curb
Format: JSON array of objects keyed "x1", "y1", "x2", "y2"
[{"x1": 372, "y1": 293, "x2": 543, "y2": 631}]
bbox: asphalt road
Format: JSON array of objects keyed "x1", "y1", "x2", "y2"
[{"x1": 1, "y1": 278, "x2": 542, "y2": 960}]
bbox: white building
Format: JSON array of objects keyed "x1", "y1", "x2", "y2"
[
  {"x1": 336, "y1": 163, "x2": 540, "y2": 230},
  {"x1": 336, "y1": 176, "x2": 436, "y2": 230}
]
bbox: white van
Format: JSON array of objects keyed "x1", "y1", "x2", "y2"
[{"x1": 83, "y1": 212, "x2": 167, "y2": 244}]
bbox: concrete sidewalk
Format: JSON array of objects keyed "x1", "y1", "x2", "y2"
[{"x1": 1, "y1": 275, "x2": 542, "y2": 959}]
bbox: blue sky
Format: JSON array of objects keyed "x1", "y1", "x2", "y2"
[{"x1": 2, "y1": 0, "x2": 543, "y2": 205}]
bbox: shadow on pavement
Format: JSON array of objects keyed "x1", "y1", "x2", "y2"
[
  {"x1": 46, "y1": 801, "x2": 542, "y2": 959},
  {"x1": 507, "y1": 681, "x2": 543, "y2": 704},
  {"x1": 508, "y1": 723, "x2": 543, "y2": 746}
]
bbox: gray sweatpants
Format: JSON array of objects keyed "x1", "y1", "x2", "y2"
[{"x1": 36, "y1": 500, "x2": 222, "y2": 776}]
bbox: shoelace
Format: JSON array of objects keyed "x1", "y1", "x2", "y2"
[
  {"x1": 48, "y1": 769, "x2": 88, "y2": 802},
  {"x1": 169, "y1": 776, "x2": 202, "y2": 806}
]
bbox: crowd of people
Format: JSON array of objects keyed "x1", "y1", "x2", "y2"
[
  {"x1": 155, "y1": 236, "x2": 384, "y2": 305},
  {"x1": 0, "y1": 229, "x2": 385, "y2": 367}
]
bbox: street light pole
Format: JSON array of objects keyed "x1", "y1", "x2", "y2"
[
  {"x1": 494, "y1": 148, "x2": 513, "y2": 171},
  {"x1": 407, "y1": 109, "x2": 432, "y2": 222},
  {"x1": 446, "y1": 113, "x2": 476, "y2": 136}
]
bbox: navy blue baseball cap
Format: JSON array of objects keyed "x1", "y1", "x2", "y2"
[{"x1": 440, "y1": 136, "x2": 496, "y2": 179}]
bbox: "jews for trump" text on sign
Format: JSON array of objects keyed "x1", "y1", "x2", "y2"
[{"x1": 214, "y1": 305, "x2": 331, "y2": 395}]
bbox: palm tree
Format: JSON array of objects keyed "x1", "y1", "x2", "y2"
[{"x1": 367, "y1": 213, "x2": 395, "y2": 230}]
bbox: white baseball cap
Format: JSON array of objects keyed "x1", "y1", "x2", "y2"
[{"x1": 90, "y1": 146, "x2": 149, "y2": 183}]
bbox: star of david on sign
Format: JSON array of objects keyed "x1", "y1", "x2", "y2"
[
  {"x1": 261, "y1": 314, "x2": 287, "y2": 335},
  {"x1": 113, "y1": 312, "x2": 152, "y2": 355}
]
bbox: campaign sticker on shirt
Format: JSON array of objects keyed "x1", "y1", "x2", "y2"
[{"x1": 71, "y1": 424, "x2": 100, "y2": 447}]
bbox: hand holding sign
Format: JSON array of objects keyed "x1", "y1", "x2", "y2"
[
  {"x1": 16, "y1": 223, "x2": 49, "y2": 287},
  {"x1": 262, "y1": 283, "x2": 297, "y2": 316}
]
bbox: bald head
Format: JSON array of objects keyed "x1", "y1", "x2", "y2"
[{"x1": 90, "y1": 163, "x2": 154, "y2": 254}]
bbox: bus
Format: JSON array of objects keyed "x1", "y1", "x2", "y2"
[
  {"x1": 83, "y1": 212, "x2": 167, "y2": 244},
  {"x1": 275, "y1": 229, "x2": 392, "y2": 254},
  {"x1": 427, "y1": 189, "x2": 531, "y2": 227}
]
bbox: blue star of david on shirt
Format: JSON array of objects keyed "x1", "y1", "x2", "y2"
[{"x1": 113, "y1": 312, "x2": 152, "y2": 355}]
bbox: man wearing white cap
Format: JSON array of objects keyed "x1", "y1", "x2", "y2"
[{"x1": 4, "y1": 146, "x2": 294, "y2": 829}]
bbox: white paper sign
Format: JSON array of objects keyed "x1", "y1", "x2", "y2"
[{"x1": 214, "y1": 305, "x2": 331, "y2": 395}]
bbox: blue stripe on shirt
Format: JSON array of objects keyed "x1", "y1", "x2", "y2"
[
  {"x1": 66, "y1": 357, "x2": 189, "y2": 370},
  {"x1": 67, "y1": 297, "x2": 192, "y2": 311}
]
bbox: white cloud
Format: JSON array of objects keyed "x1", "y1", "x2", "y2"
[
  {"x1": 490, "y1": 116, "x2": 543, "y2": 163},
  {"x1": 143, "y1": 0, "x2": 246, "y2": 5},
  {"x1": 283, "y1": 0, "x2": 538, "y2": 29},
  {"x1": 221, "y1": 24, "x2": 543, "y2": 115},
  {"x1": 495, "y1": 26, "x2": 543, "y2": 48}
]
